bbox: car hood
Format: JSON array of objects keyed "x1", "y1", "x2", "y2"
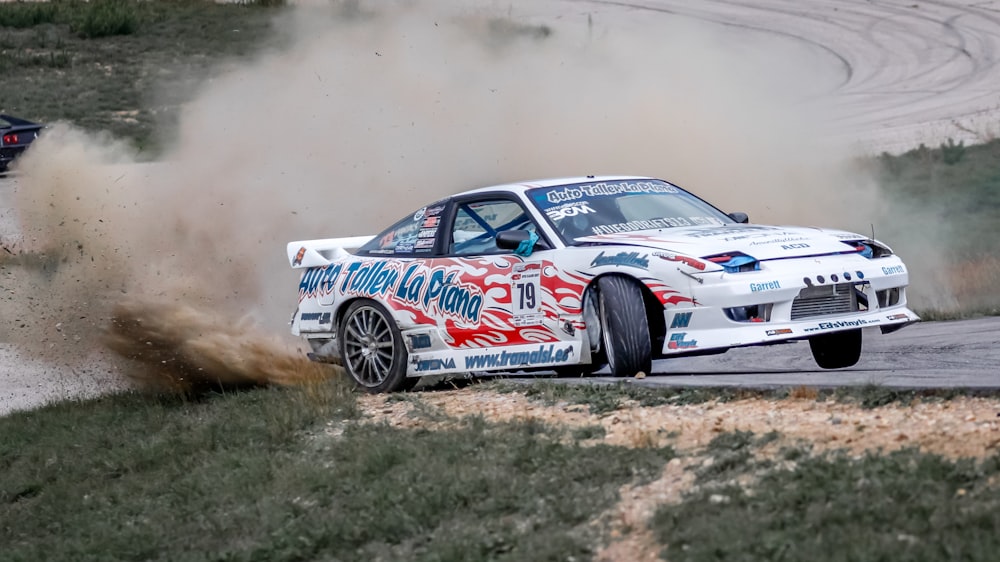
[{"x1": 575, "y1": 224, "x2": 865, "y2": 261}]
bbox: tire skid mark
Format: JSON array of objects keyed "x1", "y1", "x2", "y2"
[{"x1": 577, "y1": 0, "x2": 1000, "y2": 149}]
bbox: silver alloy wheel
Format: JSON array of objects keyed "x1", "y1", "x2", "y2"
[{"x1": 341, "y1": 304, "x2": 396, "y2": 387}]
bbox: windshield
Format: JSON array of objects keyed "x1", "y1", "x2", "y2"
[{"x1": 527, "y1": 179, "x2": 733, "y2": 243}]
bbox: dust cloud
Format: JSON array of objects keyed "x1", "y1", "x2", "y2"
[{"x1": 0, "y1": 0, "x2": 954, "y2": 393}]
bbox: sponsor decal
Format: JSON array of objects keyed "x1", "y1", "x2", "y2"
[
  {"x1": 590, "y1": 251, "x2": 650, "y2": 269},
  {"x1": 414, "y1": 239, "x2": 435, "y2": 249},
  {"x1": 881, "y1": 265, "x2": 905, "y2": 275},
  {"x1": 511, "y1": 262, "x2": 544, "y2": 326},
  {"x1": 803, "y1": 318, "x2": 880, "y2": 333},
  {"x1": 656, "y1": 252, "x2": 707, "y2": 271},
  {"x1": 340, "y1": 261, "x2": 401, "y2": 298},
  {"x1": 781, "y1": 243, "x2": 810, "y2": 250},
  {"x1": 305, "y1": 261, "x2": 487, "y2": 324},
  {"x1": 414, "y1": 357, "x2": 456, "y2": 372},
  {"x1": 749, "y1": 236, "x2": 807, "y2": 246},
  {"x1": 299, "y1": 311, "x2": 332, "y2": 323},
  {"x1": 422, "y1": 216, "x2": 440, "y2": 229},
  {"x1": 299, "y1": 263, "x2": 344, "y2": 299},
  {"x1": 464, "y1": 344, "x2": 575, "y2": 369},
  {"x1": 292, "y1": 246, "x2": 306, "y2": 266},
  {"x1": 886, "y1": 313, "x2": 909, "y2": 321},
  {"x1": 683, "y1": 225, "x2": 783, "y2": 240},
  {"x1": 380, "y1": 231, "x2": 395, "y2": 247},
  {"x1": 588, "y1": 216, "x2": 724, "y2": 235},
  {"x1": 417, "y1": 229, "x2": 437, "y2": 238},
  {"x1": 669, "y1": 312, "x2": 692, "y2": 329},
  {"x1": 766, "y1": 328, "x2": 793, "y2": 336},
  {"x1": 543, "y1": 181, "x2": 678, "y2": 204},
  {"x1": 750, "y1": 280, "x2": 781, "y2": 292},
  {"x1": 413, "y1": 207, "x2": 426, "y2": 221},
  {"x1": 408, "y1": 333, "x2": 432, "y2": 349},
  {"x1": 510, "y1": 262, "x2": 542, "y2": 279},
  {"x1": 546, "y1": 202, "x2": 596, "y2": 221},
  {"x1": 667, "y1": 332, "x2": 698, "y2": 350},
  {"x1": 393, "y1": 264, "x2": 485, "y2": 324},
  {"x1": 395, "y1": 243, "x2": 414, "y2": 253},
  {"x1": 425, "y1": 204, "x2": 446, "y2": 217}
]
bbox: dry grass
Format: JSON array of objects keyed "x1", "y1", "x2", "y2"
[
  {"x1": 358, "y1": 388, "x2": 1000, "y2": 459},
  {"x1": 949, "y1": 256, "x2": 1000, "y2": 313},
  {"x1": 788, "y1": 385, "x2": 820, "y2": 400}
]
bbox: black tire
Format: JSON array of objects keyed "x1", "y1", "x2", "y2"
[
  {"x1": 338, "y1": 300, "x2": 416, "y2": 393},
  {"x1": 597, "y1": 276, "x2": 652, "y2": 377},
  {"x1": 809, "y1": 328, "x2": 862, "y2": 369}
]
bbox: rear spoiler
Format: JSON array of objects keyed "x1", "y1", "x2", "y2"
[{"x1": 286, "y1": 236, "x2": 374, "y2": 268}]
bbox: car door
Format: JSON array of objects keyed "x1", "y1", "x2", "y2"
[{"x1": 424, "y1": 195, "x2": 565, "y2": 350}]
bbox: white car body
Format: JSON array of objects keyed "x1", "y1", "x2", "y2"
[{"x1": 287, "y1": 176, "x2": 918, "y2": 392}]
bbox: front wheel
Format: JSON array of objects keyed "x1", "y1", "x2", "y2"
[
  {"x1": 809, "y1": 329, "x2": 862, "y2": 369},
  {"x1": 598, "y1": 276, "x2": 652, "y2": 377},
  {"x1": 338, "y1": 300, "x2": 416, "y2": 393}
]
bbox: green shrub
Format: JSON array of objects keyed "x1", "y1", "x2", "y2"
[
  {"x1": 941, "y1": 137, "x2": 967, "y2": 165},
  {"x1": 0, "y1": 48, "x2": 70, "y2": 71},
  {"x1": 0, "y1": 2, "x2": 59, "y2": 29},
  {"x1": 72, "y1": 0, "x2": 138, "y2": 39}
]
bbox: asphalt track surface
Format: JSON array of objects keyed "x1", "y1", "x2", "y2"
[
  {"x1": 4, "y1": 0, "x2": 1000, "y2": 413},
  {"x1": 528, "y1": 0, "x2": 1000, "y2": 153},
  {"x1": 513, "y1": 318, "x2": 1000, "y2": 390}
]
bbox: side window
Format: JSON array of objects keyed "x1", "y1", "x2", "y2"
[
  {"x1": 450, "y1": 199, "x2": 535, "y2": 255},
  {"x1": 357, "y1": 202, "x2": 447, "y2": 256}
]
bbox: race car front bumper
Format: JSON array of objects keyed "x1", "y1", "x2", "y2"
[{"x1": 659, "y1": 254, "x2": 918, "y2": 355}]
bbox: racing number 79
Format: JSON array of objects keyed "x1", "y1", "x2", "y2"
[{"x1": 516, "y1": 282, "x2": 535, "y2": 310}]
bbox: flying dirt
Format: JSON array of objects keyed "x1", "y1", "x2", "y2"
[{"x1": 0, "y1": 0, "x2": 996, "y2": 408}]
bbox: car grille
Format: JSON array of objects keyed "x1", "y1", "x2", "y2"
[{"x1": 790, "y1": 283, "x2": 857, "y2": 320}]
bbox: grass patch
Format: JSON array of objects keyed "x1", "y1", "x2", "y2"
[
  {"x1": 572, "y1": 424, "x2": 607, "y2": 441},
  {"x1": 0, "y1": 2, "x2": 59, "y2": 28},
  {"x1": 652, "y1": 448, "x2": 1000, "y2": 561},
  {"x1": 488, "y1": 380, "x2": 1000, "y2": 414},
  {"x1": 830, "y1": 385, "x2": 1000, "y2": 409},
  {"x1": 696, "y1": 430, "x2": 757, "y2": 483},
  {"x1": 0, "y1": 0, "x2": 289, "y2": 154},
  {"x1": 0, "y1": 384, "x2": 674, "y2": 560},
  {"x1": 72, "y1": 0, "x2": 139, "y2": 39},
  {"x1": 487, "y1": 380, "x2": 757, "y2": 414}
]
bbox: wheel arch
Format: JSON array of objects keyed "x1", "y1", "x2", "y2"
[
  {"x1": 333, "y1": 296, "x2": 406, "y2": 334},
  {"x1": 585, "y1": 272, "x2": 666, "y2": 356}
]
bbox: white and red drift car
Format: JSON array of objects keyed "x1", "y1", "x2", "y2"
[{"x1": 287, "y1": 176, "x2": 918, "y2": 392}]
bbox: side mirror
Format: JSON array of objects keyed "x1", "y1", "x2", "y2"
[
  {"x1": 729, "y1": 212, "x2": 749, "y2": 224},
  {"x1": 496, "y1": 230, "x2": 550, "y2": 251}
]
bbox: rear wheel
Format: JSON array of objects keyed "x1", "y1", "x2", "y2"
[
  {"x1": 809, "y1": 329, "x2": 862, "y2": 369},
  {"x1": 598, "y1": 276, "x2": 652, "y2": 377},
  {"x1": 338, "y1": 300, "x2": 416, "y2": 393}
]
